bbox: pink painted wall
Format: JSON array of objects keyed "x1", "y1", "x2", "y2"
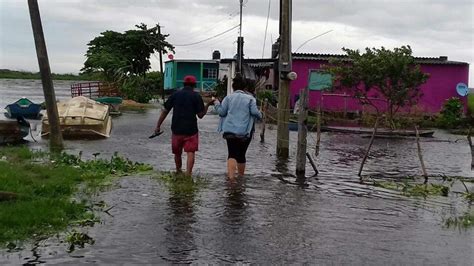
[{"x1": 290, "y1": 59, "x2": 470, "y2": 114}]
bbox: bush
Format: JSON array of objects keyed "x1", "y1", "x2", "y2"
[
  {"x1": 213, "y1": 78, "x2": 227, "y2": 99},
  {"x1": 437, "y1": 97, "x2": 464, "y2": 128},
  {"x1": 120, "y1": 73, "x2": 162, "y2": 103},
  {"x1": 256, "y1": 90, "x2": 277, "y2": 106}
]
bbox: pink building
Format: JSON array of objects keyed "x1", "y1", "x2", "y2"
[{"x1": 290, "y1": 53, "x2": 470, "y2": 115}]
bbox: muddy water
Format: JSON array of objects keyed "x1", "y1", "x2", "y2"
[{"x1": 1, "y1": 80, "x2": 473, "y2": 264}]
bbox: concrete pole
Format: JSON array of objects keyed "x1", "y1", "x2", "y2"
[
  {"x1": 296, "y1": 87, "x2": 308, "y2": 177},
  {"x1": 276, "y1": 0, "x2": 292, "y2": 158},
  {"x1": 28, "y1": 0, "x2": 63, "y2": 151}
]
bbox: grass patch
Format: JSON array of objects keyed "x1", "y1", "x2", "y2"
[
  {"x1": 154, "y1": 172, "x2": 209, "y2": 199},
  {"x1": 373, "y1": 180, "x2": 450, "y2": 197},
  {"x1": 65, "y1": 230, "x2": 95, "y2": 252},
  {"x1": 0, "y1": 146, "x2": 152, "y2": 246},
  {"x1": 444, "y1": 211, "x2": 474, "y2": 230},
  {"x1": 463, "y1": 191, "x2": 474, "y2": 202}
]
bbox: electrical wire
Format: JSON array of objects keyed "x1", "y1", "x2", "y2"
[
  {"x1": 174, "y1": 25, "x2": 240, "y2": 47},
  {"x1": 173, "y1": 10, "x2": 239, "y2": 43},
  {"x1": 294, "y1": 29, "x2": 334, "y2": 53},
  {"x1": 177, "y1": 26, "x2": 239, "y2": 54},
  {"x1": 262, "y1": 0, "x2": 272, "y2": 58}
]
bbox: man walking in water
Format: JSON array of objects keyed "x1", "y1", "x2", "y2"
[{"x1": 155, "y1": 75, "x2": 212, "y2": 176}]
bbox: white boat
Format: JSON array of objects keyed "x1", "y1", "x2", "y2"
[{"x1": 41, "y1": 96, "x2": 112, "y2": 139}]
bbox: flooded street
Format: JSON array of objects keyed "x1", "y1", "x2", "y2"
[{"x1": 1, "y1": 79, "x2": 473, "y2": 264}]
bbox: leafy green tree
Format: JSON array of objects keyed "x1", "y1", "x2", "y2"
[
  {"x1": 120, "y1": 71, "x2": 163, "y2": 103},
  {"x1": 81, "y1": 23, "x2": 174, "y2": 81},
  {"x1": 327, "y1": 46, "x2": 429, "y2": 126}
]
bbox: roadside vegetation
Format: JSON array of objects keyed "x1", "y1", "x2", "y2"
[
  {"x1": 0, "y1": 146, "x2": 152, "y2": 248},
  {"x1": 372, "y1": 176, "x2": 474, "y2": 229}
]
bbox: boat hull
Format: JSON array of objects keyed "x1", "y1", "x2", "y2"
[
  {"x1": 5, "y1": 98, "x2": 42, "y2": 119},
  {"x1": 41, "y1": 115, "x2": 112, "y2": 139},
  {"x1": 41, "y1": 96, "x2": 112, "y2": 139}
]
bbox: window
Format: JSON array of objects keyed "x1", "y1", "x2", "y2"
[
  {"x1": 203, "y1": 68, "x2": 218, "y2": 79},
  {"x1": 308, "y1": 70, "x2": 332, "y2": 91}
]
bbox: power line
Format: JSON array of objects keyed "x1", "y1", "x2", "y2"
[
  {"x1": 174, "y1": 25, "x2": 240, "y2": 47},
  {"x1": 173, "y1": 10, "x2": 239, "y2": 43},
  {"x1": 262, "y1": 0, "x2": 272, "y2": 58},
  {"x1": 179, "y1": 26, "x2": 239, "y2": 52},
  {"x1": 294, "y1": 30, "x2": 334, "y2": 53}
]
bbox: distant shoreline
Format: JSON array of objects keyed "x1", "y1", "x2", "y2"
[{"x1": 0, "y1": 69, "x2": 100, "y2": 81}]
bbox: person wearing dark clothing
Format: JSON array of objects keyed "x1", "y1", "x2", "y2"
[{"x1": 155, "y1": 75, "x2": 212, "y2": 176}]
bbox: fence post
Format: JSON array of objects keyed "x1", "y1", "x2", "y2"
[
  {"x1": 415, "y1": 125, "x2": 429, "y2": 183},
  {"x1": 358, "y1": 116, "x2": 379, "y2": 179},
  {"x1": 296, "y1": 86, "x2": 309, "y2": 177},
  {"x1": 260, "y1": 99, "x2": 268, "y2": 143}
]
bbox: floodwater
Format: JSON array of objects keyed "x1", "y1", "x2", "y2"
[{"x1": 1, "y1": 79, "x2": 473, "y2": 264}]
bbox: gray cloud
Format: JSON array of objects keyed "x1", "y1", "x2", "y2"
[{"x1": 0, "y1": 0, "x2": 472, "y2": 84}]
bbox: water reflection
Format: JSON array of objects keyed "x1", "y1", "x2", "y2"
[
  {"x1": 164, "y1": 176, "x2": 197, "y2": 264},
  {"x1": 224, "y1": 178, "x2": 248, "y2": 222},
  {"x1": 22, "y1": 240, "x2": 46, "y2": 265}
]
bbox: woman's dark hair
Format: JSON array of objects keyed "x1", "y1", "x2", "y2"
[
  {"x1": 232, "y1": 74, "x2": 257, "y2": 94},
  {"x1": 232, "y1": 74, "x2": 245, "y2": 91},
  {"x1": 244, "y1": 78, "x2": 256, "y2": 94}
]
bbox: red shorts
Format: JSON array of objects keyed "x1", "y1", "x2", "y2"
[{"x1": 172, "y1": 133, "x2": 199, "y2": 155}]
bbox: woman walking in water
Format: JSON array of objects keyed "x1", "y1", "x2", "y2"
[{"x1": 213, "y1": 74, "x2": 262, "y2": 179}]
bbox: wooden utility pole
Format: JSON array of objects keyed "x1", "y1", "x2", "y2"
[
  {"x1": 28, "y1": 0, "x2": 63, "y2": 151},
  {"x1": 468, "y1": 127, "x2": 473, "y2": 170},
  {"x1": 296, "y1": 87, "x2": 308, "y2": 177},
  {"x1": 415, "y1": 125, "x2": 429, "y2": 183},
  {"x1": 276, "y1": 0, "x2": 292, "y2": 158},
  {"x1": 358, "y1": 117, "x2": 379, "y2": 179},
  {"x1": 315, "y1": 104, "x2": 322, "y2": 157},
  {"x1": 260, "y1": 99, "x2": 268, "y2": 143},
  {"x1": 157, "y1": 24, "x2": 165, "y2": 101}
]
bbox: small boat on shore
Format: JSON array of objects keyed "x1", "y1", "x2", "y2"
[
  {"x1": 5, "y1": 98, "x2": 42, "y2": 119},
  {"x1": 41, "y1": 96, "x2": 112, "y2": 139},
  {"x1": 95, "y1": 96, "x2": 123, "y2": 116},
  {"x1": 0, "y1": 117, "x2": 30, "y2": 144},
  {"x1": 321, "y1": 126, "x2": 435, "y2": 137}
]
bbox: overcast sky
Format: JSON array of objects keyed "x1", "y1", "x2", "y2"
[{"x1": 0, "y1": 0, "x2": 473, "y2": 85}]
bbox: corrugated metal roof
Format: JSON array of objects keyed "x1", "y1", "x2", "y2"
[
  {"x1": 292, "y1": 53, "x2": 468, "y2": 65},
  {"x1": 165, "y1": 59, "x2": 218, "y2": 64},
  {"x1": 220, "y1": 58, "x2": 276, "y2": 64}
]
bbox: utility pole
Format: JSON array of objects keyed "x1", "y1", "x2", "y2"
[
  {"x1": 28, "y1": 0, "x2": 63, "y2": 151},
  {"x1": 157, "y1": 24, "x2": 165, "y2": 101},
  {"x1": 237, "y1": 0, "x2": 244, "y2": 74},
  {"x1": 276, "y1": 0, "x2": 292, "y2": 158},
  {"x1": 296, "y1": 87, "x2": 308, "y2": 177}
]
